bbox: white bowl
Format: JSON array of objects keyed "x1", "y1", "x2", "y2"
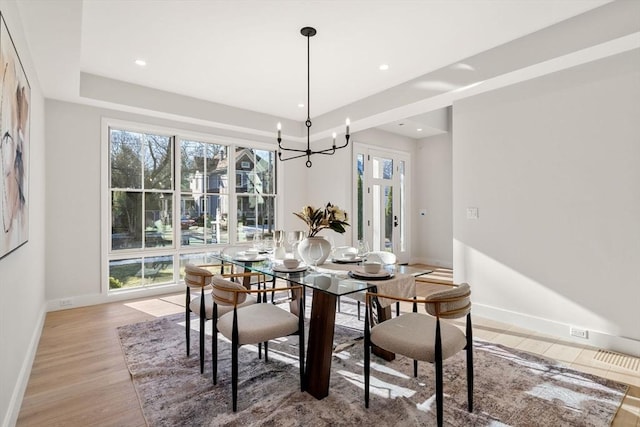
[
  {"x1": 343, "y1": 252, "x2": 357, "y2": 260},
  {"x1": 283, "y1": 258, "x2": 300, "y2": 269},
  {"x1": 363, "y1": 262, "x2": 381, "y2": 274},
  {"x1": 243, "y1": 249, "x2": 259, "y2": 260}
]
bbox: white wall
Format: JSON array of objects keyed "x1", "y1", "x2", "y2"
[
  {"x1": 414, "y1": 132, "x2": 453, "y2": 268},
  {"x1": 453, "y1": 49, "x2": 640, "y2": 355},
  {"x1": 0, "y1": 2, "x2": 47, "y2": 426}
]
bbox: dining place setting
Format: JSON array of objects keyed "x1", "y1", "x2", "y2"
[{"x1": 208, "y1": 203, "x2": 429, "y2": 401}]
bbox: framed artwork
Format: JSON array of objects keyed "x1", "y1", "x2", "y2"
[{"x1": 0, "y1": 12, "x2": 30, "y2": 260}]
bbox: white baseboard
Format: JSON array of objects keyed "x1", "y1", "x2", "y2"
[
  {"x1": 474, "y1": 303, "x2": 640, "y2": 357},
  {"x1": 3, "y1": 303, "x2": 46, "y2": 427},
  {"x1": 46, "y1": 283, "x2": 184, "y2": 312},
  {"x1": 410, "y1": 257, "x2": 453, "y2": 269}
]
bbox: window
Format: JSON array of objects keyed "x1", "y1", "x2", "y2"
[
  {"x1": 105, "y1": 124, "x2": 276, "y2": 292},
  {"x1": 234, "y1": 146, "x2": 276, "y2": 243}
]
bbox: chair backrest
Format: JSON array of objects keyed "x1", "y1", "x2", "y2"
[
  {"x1": 366, "y1": 251, "x2": 397, "y2": 265},
  {"x1": 424, "y1": 283, "x2": 471, "y2": 319},
  {"x1": 211, "y1": 274, "x2": 249, "y2": 306},
  {"x1": 184, "y1": 264, "x2": 213, "y2": 288},
  {"x1": 331, "y1": 246, "x2": 357, "y2": 259}
]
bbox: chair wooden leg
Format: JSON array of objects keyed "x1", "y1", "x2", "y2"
[
  {"x1": 364, "y1": 306, "x2": 371, "y2": 408},
  {"x1": 270, "y1": 276, "x2": 276, "y2": 304},
  {"x1": 435, "y1": 320, "x2": 443, "y2": 427},
  {"x1": 232, "y1": 342, "x2": 238, "y2": 412},
  {"x1": 258, "y1": 342, "x2": 262, "y2": 359},
  {"x1": 232, "y1": 309, "x2": 239, "y2": 412},
  {"x1": 185, "y1": 288, "x2": 191, "y2": 356},
  {"x1": 414, "y1": 360, "x2": 418, "y2": 377},
  {"x1": 396, "y1": 301, "x2": 400, "y2": 317},
  {"x1": 213, "y1": 304, "x2": 218, "y2": 384},
  {"x1": 298, "y1": 296, "x2": 306, "y2": 392},
  {"x1": 466, "y1": 314, "x2": 474, "y2": 412},
  {"x1": 357, "y1": 301, "x2": 361, "y2": 320},
  {"x1": 212, "y1": 326, "x2": 218, "y2": 384},
  {"x1": 264, "y1": 341, "x2": 269, "y2": 362},
  {"x1": 199, "y1": 293, "x2": 205, "y2": 374}
]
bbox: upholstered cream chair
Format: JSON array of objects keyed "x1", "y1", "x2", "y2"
[
  {"x1": 184, "y1": 263, "x2": 263, "y2": 373},
  {"x1": 344, "y1": 250, "x2": 398, "y2": 320},
  {"x1": 212, "y1": 275, "x2": 305, "y2": 412},
  {"x1": 331, "y1": 245, "x2": 357, "y2": 260},
  {"x1": 221, "y1": 244, "x2": 274, "y2": 301},
  {"x1": 364, "y1": 283, "x2": 473, "y2": 427},
  {"x1": 365, "y1": 250, "x2": 397, "y2": 265}
]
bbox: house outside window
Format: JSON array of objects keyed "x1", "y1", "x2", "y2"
[{"x1": 104, "y1": 123, "x2": 276, "y2": 293}]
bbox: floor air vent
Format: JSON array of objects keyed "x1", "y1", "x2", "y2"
[{"x1": 594, "y1": 350, "x2": 640, "y2": 372}]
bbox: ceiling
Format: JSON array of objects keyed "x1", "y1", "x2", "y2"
[{"x1": 16, "y1": 0, "x2": 619, "y2": 139}]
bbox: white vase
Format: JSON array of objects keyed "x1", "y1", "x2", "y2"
[{"x1": 298, "y1": 236, "x2": 331, "y2": 266}]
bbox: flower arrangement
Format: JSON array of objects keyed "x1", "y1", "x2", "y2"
[{"x1": 293, "y1": 203, "x2": 350, "y2": 237}]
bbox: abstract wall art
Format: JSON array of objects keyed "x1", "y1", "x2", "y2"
[{"x1": 0, "y1": 13, "x2": 30, "y2": 260}]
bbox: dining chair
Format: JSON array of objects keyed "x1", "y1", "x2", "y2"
[
  {"x1": 184, "y1": 263, "x2": 263, "y2": 373},
  {"x1": 365, "y1": 251, "x2": 404, "y2": 317},
  {"x1": 342, "y1": 250, "x2": 398, "y2": 320},
  {"x1": 365, "y1": 250, "x2": 397, "y2": 265},
  {"x1": 221, "y1": 244, "x2": 274, "y2": 300},
  {"x1": 364, "y1": 283, "x2": 473, "y2": 427},
  {"x1": 212, "y1": 274, "x2": 305, "y2": 412}
]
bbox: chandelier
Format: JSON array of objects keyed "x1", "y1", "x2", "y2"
[{"x1": 277, "y1": 27, "x2": 350, "y2": 168}]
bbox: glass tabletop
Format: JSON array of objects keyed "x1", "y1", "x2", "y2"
[{"x1": 213, "y1": 253, "x2": 374, "y2": 297}]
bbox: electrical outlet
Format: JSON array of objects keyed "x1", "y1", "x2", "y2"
[
  {"x1": 60, "y1": 298, "x2": 73, "y2": 307},
  {"x1": 466, "y1": 207, "x2": 479, "y2": 220},
  {"x1": 570, "y1": 326, "x2": 588, "y2": 339}
]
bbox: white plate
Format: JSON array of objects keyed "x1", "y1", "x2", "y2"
[
  {"x1": 331, "y1": 257, "x2": 362, "y2": 264},
  {"x1": 272, "y1": 264, "x2": 308, "y2": 273},
  {"x1": 348, "y1": 270, "x2": 393, "y2": 280},
  {"x1": 233, "y1": 256, "x2": 268, "y2": 262}
]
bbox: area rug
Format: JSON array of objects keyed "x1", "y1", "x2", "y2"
[{"x1": 117, "y1": 313, "x2": 627, "y2": 426}]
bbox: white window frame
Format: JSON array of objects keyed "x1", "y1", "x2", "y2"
[{"x1": 100, "y1": 118, "x2": 280, "y2": 296}]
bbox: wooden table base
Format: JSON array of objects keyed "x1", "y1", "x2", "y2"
[{"x1": 304, "y1": 289, "x2": 337, "y2": 399}]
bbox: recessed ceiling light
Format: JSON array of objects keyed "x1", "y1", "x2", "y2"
[
  {"x1": 135, "y1": 59, "x2": 147, "y2": 67},
  {"x1": 298, "y1": 103, "x2": 305, "y2": 108},
  {"x1": 417, "y1": 128, "x2": 423, "y2": 132},
  {"x1": 379, "y1": 64, "x2": 389, "y2": 71}
]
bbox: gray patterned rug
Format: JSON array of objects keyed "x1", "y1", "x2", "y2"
[{"x1": 117, "y1": 311, "x2": 627, "y2": 426}]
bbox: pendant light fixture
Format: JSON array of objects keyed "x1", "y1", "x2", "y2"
[{"x1": 277, "y1": 27, "x2": 350, "y2": 168}]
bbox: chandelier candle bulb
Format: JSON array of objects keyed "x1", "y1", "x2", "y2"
[
  {"x1": 277, "y1": 122, "x2": 281, "y2": 139},
  {"x1": 346, "y1": 118, "x2": 350, "y2": 135}
]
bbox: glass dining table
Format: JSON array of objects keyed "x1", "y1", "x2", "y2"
[{"x1": 211, "y1": 252, "x2": 425, "y2": 400}]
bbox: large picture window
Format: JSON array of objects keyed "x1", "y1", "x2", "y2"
[{"x1": 105, "y1": 124, "x2": 277, "y2": 292}]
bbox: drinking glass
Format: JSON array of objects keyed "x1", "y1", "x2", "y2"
[
  {"x1": 288, "y1": 230, "x2": 305, "y2": 254},
  {"x1": 357, "y1": 239, "x2": 370, "y2": 259},
  {"x1": 308, "y1": 240, "x2": 324, "y2": 268},
  {"x1": 262, "y1": 237, "x2": 274, "y2": 253},
  {"x1": 273, "y1": 230, "x2": 285, "y2": 247},
  {"x1": 252, "y1": 234, "x2": 263, "y2": 251}
]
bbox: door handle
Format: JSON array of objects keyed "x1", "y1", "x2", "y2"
[{"x1": 393, "y1": 215, "x2": 399, "y2": 227}]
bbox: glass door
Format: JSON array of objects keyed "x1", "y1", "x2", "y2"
[{"x1": 353, "y1": 145, "x2": 410, "y2": 263}]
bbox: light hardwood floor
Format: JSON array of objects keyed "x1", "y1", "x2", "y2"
[{"x1": 17, "y1": 268, "x2": 640, "y2": 426}]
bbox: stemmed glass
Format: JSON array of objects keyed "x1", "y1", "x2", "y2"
[
  {"x1": 308, "y1": 240, "x2": 324, "y2": 269},
  {"x1": 357, "y1": 239, "x2": 370, "y2": 261},
  {"x1": 273, "y1": 230, "x2": 285, "y2": 247},
  {"x1": 288, "y1": 231, "x2": 305, "y2": 260}
]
